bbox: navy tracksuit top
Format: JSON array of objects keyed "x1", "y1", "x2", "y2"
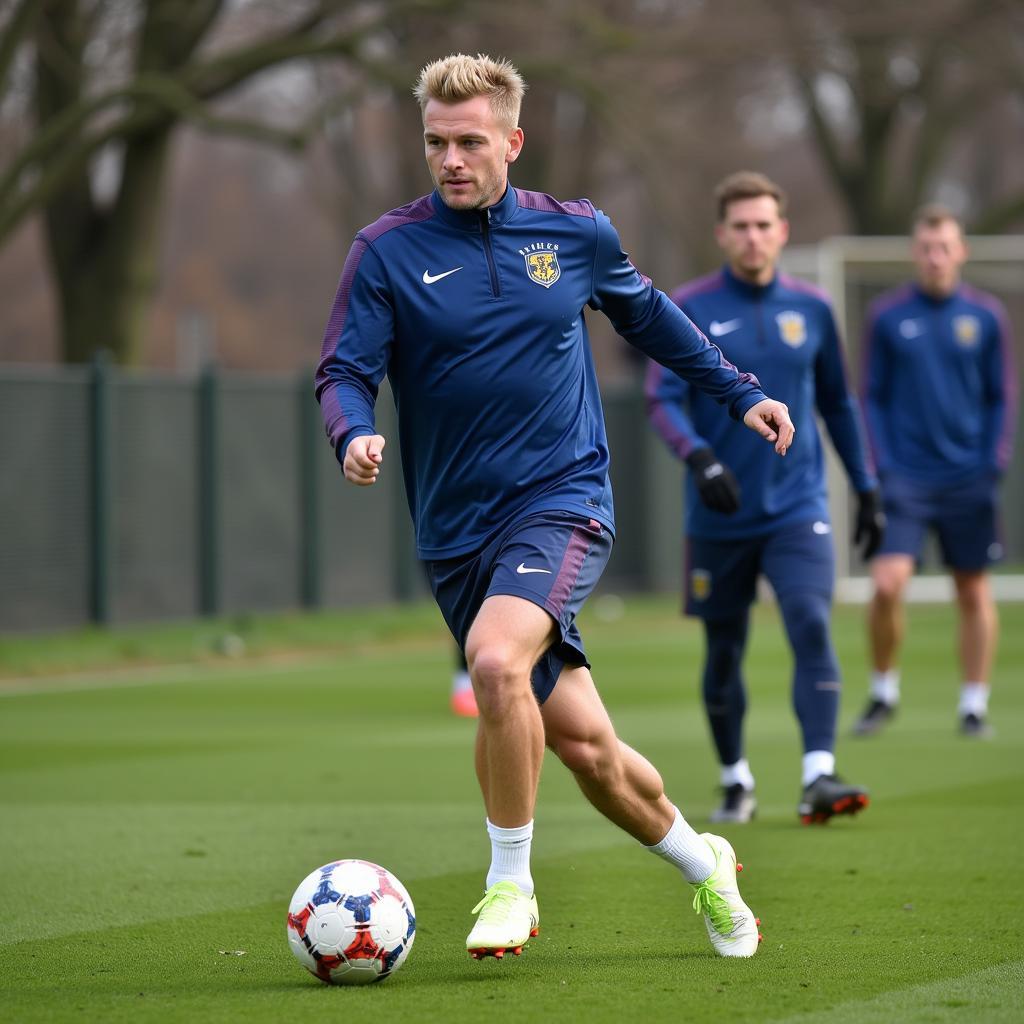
[
  {"x1": 862, "y1": 283, "x2": 1017, "y2": 484},
  {"x1": 646, "y1": 266, "x2": 876, "y2": 540},
  {"x1": 315, "y1": 187, "x2": 767, "y2": 558}
]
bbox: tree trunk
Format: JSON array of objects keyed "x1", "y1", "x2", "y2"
[{"x1": 46, "y1": 129, "x2": 172, "y2": 364}]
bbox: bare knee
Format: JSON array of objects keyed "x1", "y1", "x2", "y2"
[
  {"x1": 873, "y1": 558, "x2": 912, "y2": 605},
  {"x1": 954, "y1": 572, "x2": 991, "y2": 615},
  {"x1": 466, "y1": 643, "x2": 532, "y2": 716}
]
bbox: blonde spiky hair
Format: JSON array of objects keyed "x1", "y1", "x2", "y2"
[{"x1": 413, "y1": 53, "x2": 526, "y2": 130}]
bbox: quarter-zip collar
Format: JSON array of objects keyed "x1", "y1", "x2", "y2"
[
  {"x1": 912, "y1": 282, "x2": 961, "y2": 307},
  {"x1": 430, "y1": 183, "x2": 519, "y2": 232},
  {"x1": 722, "y1": 264, "x2": 779, "y2": 300}
]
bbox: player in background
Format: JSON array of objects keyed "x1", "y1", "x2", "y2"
[
  {"x1": 451, "y1": 646, "x2": 477, "y2": 717},
  {"x1": 854, "y1": 205, "x2": 1017, "y2": 739},
  {"x1": 646, "y1": 171, "x2": 883, "y2": 825},
  {"x1": 317, "y1": 55, "x2": 796, "y2": 962}
]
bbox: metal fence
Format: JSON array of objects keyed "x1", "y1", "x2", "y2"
[
  {"x1": 0, "y1": 359, "x2": 686, "y2": 632},
  {"x1": 1, "y1": 350, "x2": 1021, "y2": 633}
]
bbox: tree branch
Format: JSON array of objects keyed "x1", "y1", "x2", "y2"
[
  {"x1": 180, "y1": 0, "x2": 464, "y2": 102},
  {"x1": 0, "y1": 71, "x2": 305, "y2": 240},
  {"x1": 0, "y1": 0, "x2": 38, "y2": 95},
  {"x1": 137, "y1": 0, "x2": 226, "y2": 74},
  {"x1": 971, "y1": 189, "x2": 1024, "y2": 234}
]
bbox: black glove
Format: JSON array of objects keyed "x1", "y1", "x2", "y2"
[
  {"x1": 854, "y1": 488, "x2": 885, "y2": 560},
  {"x1": 686, "y1": 447, "x2": 740, "y2": 515}
]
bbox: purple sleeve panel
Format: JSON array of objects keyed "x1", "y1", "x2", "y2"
[
  {"x1": 643, "y1": 357, "x2": 705, "y2": 461},
  {"x1": 814, "y1": 304, "x2": 877, "y2": 490},
  {"x1": 778, "y1": 272, "x2": 833, "y2": 306},
  {"x1": 669, "y1": 270, "x2": 725, "y2": 308},
  {"x1": 514, "y1": 189, "x2": 595, "y2": 220},
  {"x1": 314, "y1": 235, "x2": 392, "y2": 460},
  {"x1": 359, "y1": 194, "x2": 435, "y2": 243},
  {"x1": 966, "y1": 286, "x2": 1019, "y2": 473}
]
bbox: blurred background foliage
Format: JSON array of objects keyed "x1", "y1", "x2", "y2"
[{"x1": 0, "y1": 0, "x2": 1021, "y2": 369}]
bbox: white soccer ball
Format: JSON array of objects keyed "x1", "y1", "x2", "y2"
[{"x1": 286, "y1": 859, "x2": 416, "y2": 985}]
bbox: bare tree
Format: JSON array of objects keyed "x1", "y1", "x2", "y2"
[
  {"x1": 772, "y1": 0, "x2": 1024, "y2": 233},
  {"x1": 0, "y1": 0, "x2": 463, "y2": 364}
]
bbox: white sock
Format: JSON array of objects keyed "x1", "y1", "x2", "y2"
[
  {"x1": 720, "y1": 758, "x2": 755, "y2": 791},
  {"x1": 485, "y1": 819, "x2": 534, "y2": 895},
  {"x1": 645, "y1": 806, "x2": 716, "y2": 883},
  {"x1": 870, "y1": 669, "x2": 900, "y2": 705},
  {"x1": 452, "y1": 670, "x2": 472, "y2": 696},
  {"x1": 802, "y1": 750, "x2": 835, "y2": 787},
  {"x1": 958, "y1": 682, "x2": 990, "y2": 716}
]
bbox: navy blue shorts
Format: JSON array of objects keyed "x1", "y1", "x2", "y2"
[
  {"x1": 424, "y1": 511, "x2": 612, "y2": 704},
  {"x1": 878, "y1": 473, "x2": 1003, "y2": 570},
  {"x1": 685, "y1": 519, "x2": 835, "y2": 620}
]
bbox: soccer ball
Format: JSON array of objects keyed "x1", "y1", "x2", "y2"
[{"x1": 286, "y1": 859, "x2": 416, "y2": 985}]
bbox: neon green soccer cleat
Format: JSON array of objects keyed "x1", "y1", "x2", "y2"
[
  {"x1": 691, "y1": 833, "x2": 762, "y2": 957},
  {"x1": 466, "y1": 881, "x2": 540, "y2": 960}
]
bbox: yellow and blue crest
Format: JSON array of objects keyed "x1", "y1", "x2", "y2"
[
  {"x1": 775, "y1": 310, "x2": 807, "y2": 347},
  {"x1": 525, "y1": 250, "x2": 561, "y2": 288},
  {"x1": 691, "y1": 569, "x2": 712, "y2": 602},
  {"x1": 952, "y1": 315, "x2": 981, "y2": 348}
]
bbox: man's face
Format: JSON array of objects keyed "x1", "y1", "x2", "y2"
[
  {"x1": 423, "y1": 95, "x2": 524, "y2": 211},
  {"x1": 715, "y1": 195, "x2": 789, "y2": 285},
  {"x1": 912, "y1": 220, "x2": 967, "y2": 296}
]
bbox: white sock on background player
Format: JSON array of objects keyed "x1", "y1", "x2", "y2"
[
  {"x1": 801, "y1": 750, "x2": 835, "y2": 787},
  {"x1": 870, "y1": 669, "x2": 900, "y2": 705},
  {"x1": 720, "y1": 758, "x2": 755, "y2": 791},
  {"x1": 958, "y1": 682, "x2": 990, "y2": 716}
]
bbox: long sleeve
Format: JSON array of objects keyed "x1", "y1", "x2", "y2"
[
  {"x1": 814, "y1": 308, "x2": 877, "y2": 493},
  {"x1": 644, "y1": 359, "x2": 707, "y2": 462},
  {"x1": 860, "y1": 306, "x2": 893, "y2": 476},
  {"x1": 314, "y1": 237, "x2": 394, "y2": 462},
  {"x1": 982, "y1": 297, "x2": 1018, "y2": 474},
  {"x1": 589, "y1": 209, "x2": 766, "y2": 421}
]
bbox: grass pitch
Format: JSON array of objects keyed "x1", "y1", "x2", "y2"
[{"x1": 1, "y1": 597, "x2": 1022, "y2": 1022}]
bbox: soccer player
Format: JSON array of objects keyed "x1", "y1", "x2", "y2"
[
  {"x1": 316, "y1": 55, "x2": 796, "y2": 961},
  {"x1": 646, "y1": 171, "x2": 882, "y2": 826},
  {"x1": 854, "y1": 205, "x2": 1017, "y2": 739},
  {"x1": 451, "y1": 646, "x2": 478, "y2": 717}
]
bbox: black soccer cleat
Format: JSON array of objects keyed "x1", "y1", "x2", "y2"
[
  {"x1": 798, "y1": 774, "x2": 869, "y2": 825},
  {"x1": 851, "y1": 698, "x2": 896, "y2": 737},
  {"x1": 710, "y1": 783, "x2": 757, "y2": 824},
  {"x1": 959, "y1": 712, "x2": 994, "y2": 739}
]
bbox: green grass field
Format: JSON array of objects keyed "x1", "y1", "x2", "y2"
[{"x1": 2, "y1": 597, "x2": 1022, "y2": 1023}]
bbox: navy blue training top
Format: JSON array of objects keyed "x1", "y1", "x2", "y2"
[
  {"x1": 315, "y1": 187, "x2": 767, "y2": 558},
  {"x1": 862, "y1": 283, "x2": 1017, "y2": 484},
  {"x1": 646, "y1": 266, "x2": 876, "y2": 539}
]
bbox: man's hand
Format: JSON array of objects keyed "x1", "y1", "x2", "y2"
[
  {"x1": 686, "y1": 448, "x2": 741, "y2": 515},
  {"x1": 742, "y1": 399, "x2": 795, "y2": 455},
  {"x1": 343, "y1": 434, "x2": 386, "y2": 486},
  {"x1": 854, "y1": 488, "x2": 885, "y2": 560}
]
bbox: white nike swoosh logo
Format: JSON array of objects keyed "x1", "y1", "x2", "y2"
[
  {"x1": 516, "y1": 563, "x2": 552, "y2": 575},
  {"x1": 422, "y1": 267, "x2": 463, "y2": 284},
  {"x1": 708, "y1": 319, "x2": 742, "y2": 337}
]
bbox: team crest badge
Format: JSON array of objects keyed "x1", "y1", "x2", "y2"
[
  {"x1": 953, "y1": 315, "x2": 980, "y2": 348},
  {"x1": 691, "y1": 569, "x2": 712, "y2": 602},
  {"x1": 776, "y1": 310, "x2": 807, "y2": 347},
  {"x1": 525, "y1": 250, "x2": 561, "y2": 288}
]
